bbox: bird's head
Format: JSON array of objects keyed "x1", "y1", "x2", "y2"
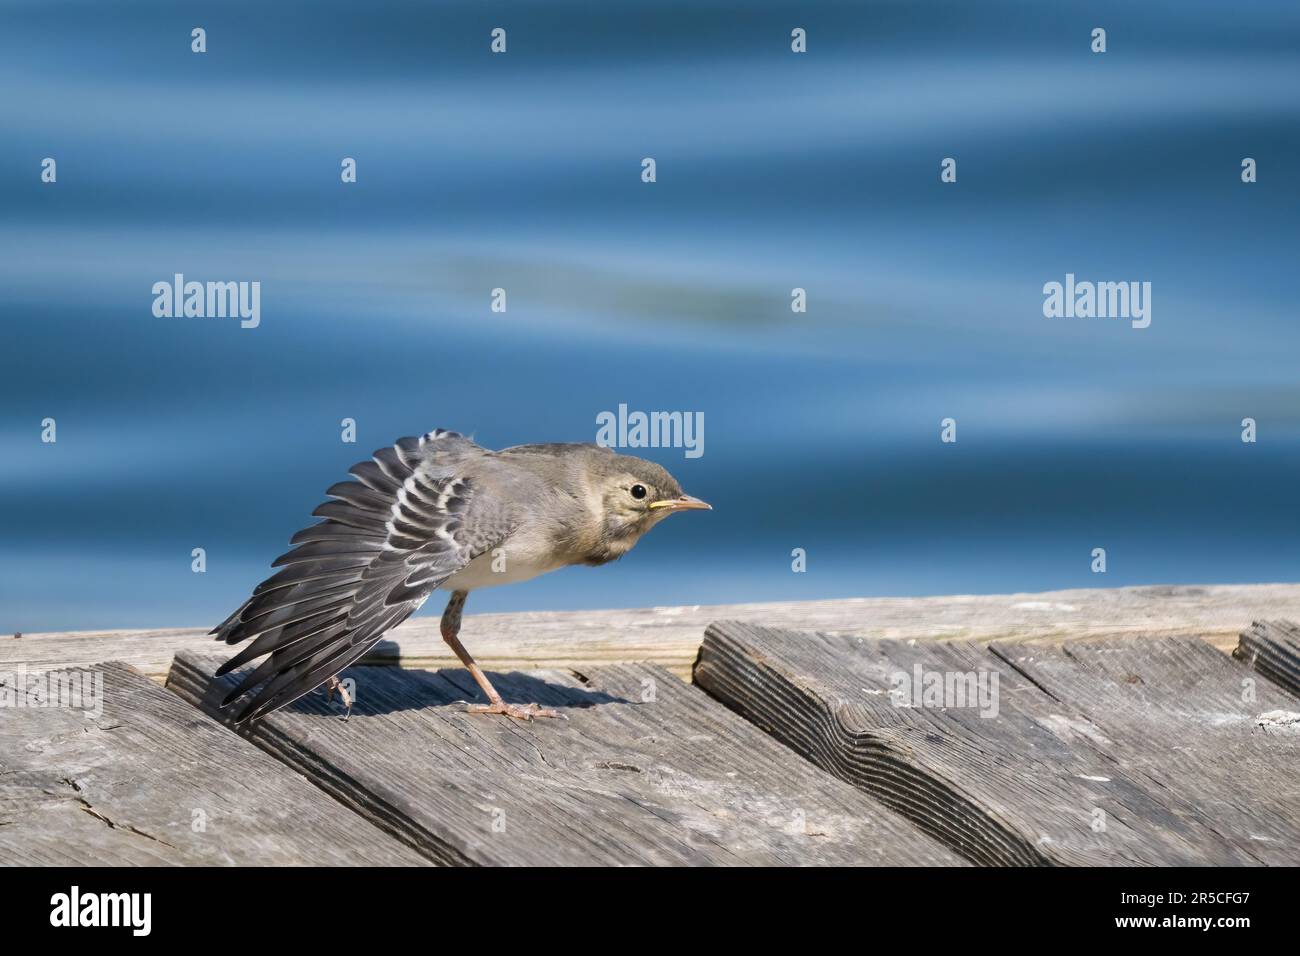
[{"x1": 583, "y1": 450, "x2": 711, "y2": 562}]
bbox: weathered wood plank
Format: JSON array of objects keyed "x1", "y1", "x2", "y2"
[
  {"x1": 1234, "y1": 619, "x2": 1300, "y2": 698},
  {"x1": 695, "y1": 622, "x2": 1298, "y2": 865},
  {"x1": 0, "y1": 662, "x2": 426, "y2": 866},
  {"x1": 990, "y1": 635, "x2": 1300, "y2": 865},
  {"x1": 165, "y1": 652, "x2": 965, "y2": 866},
  {"x1": 12, "y1": 583, "x2": 1300, "y2": 682}
]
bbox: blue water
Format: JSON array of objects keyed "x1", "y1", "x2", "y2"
[{"x1": 3, "y1": 1, "x2": 1299, "y2": 633}]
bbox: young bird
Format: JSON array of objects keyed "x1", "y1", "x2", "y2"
[{"x1": 212, "y1": 429, "x2": 710, "y2": 723}]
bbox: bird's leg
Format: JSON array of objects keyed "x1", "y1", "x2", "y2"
[
  {"x1": 323, "y1": 675, "x2": 353, "y2": 721},
  {"x1": 440, "y1": 590, "x2": 563, "y2": 721}
]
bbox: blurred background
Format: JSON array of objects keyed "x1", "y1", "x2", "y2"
[{"x1": 3, "y1": 1, "x2": 1298, "y2": 633}]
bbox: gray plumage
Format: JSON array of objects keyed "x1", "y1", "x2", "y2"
[{"x1": 212, "y1": 429, "x2": 709, "y2": 722}]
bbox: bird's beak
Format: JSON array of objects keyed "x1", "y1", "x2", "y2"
[{"x1": 649, "y1": 494, "x2": 712, "y2": 513}]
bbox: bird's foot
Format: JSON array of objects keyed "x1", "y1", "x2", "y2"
[
  {"x1": 323, "y1": 676, "x2": 354, "y2": 721},
  {"x1": 467, "y1": 700, "x2": 565, "y2": 721}
]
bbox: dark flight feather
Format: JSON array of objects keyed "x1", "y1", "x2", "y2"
[{"x1": 211, "y1": 429, "x2": 499, "y2": 723}]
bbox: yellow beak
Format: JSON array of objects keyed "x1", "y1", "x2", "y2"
[{"x1": 648, "y1": 494, "x2": 712, "y2": 513}]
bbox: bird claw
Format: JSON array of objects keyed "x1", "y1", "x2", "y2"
[
  {"x1": 324, "y1": 676, "x2": 354, "y2": 721},
  {"x1": 467, "y1": 700, "x2": 566, "y2": 721}
]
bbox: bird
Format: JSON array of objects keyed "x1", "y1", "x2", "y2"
[{"x1": 211, "y1": 429, "x2": 710, "y2": 723}]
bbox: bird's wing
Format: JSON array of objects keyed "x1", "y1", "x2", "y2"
[{"x1": 212, "y1": 429, "x2": 507, "y2": 723}]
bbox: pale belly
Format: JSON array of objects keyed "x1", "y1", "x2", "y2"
[{"x1": 442, "y1": 548, "x2": 564, "y2": 592}]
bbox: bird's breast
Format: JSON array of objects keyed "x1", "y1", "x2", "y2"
[{"x1": 442, "y1": 546, "x2": 565, "y2": 592}]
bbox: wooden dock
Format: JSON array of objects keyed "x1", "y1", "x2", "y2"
[{"x1": 4, "y1": 584, "x2": 1300, "y2": 866}]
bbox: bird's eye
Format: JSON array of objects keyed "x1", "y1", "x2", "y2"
[{"x1": 630, "y1": 484, "x2": 648, "y2": 500}]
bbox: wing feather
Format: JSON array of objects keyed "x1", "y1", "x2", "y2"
[
  {"x1": 212, "y1": 429, "x2": 504, "y2": 722},
  {"x1": 288, "y1": 520, "x2": 377, "y2": 546},
  {"x1": 271, "y1": 540, "x2": 383, "y2": 566},
  {"x1": 310, "y1": 500, "x2": 388, "y2": 534},
  {"x1": 348, "y1": 460, "x2": 401, "y2": 494},
  {"x1": 216, "y1": 611, "x2": 351, "y2": 679}
]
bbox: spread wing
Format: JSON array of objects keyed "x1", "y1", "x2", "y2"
[{"x1": 212, "y1": 429, "x2": 504, "y2": 723}]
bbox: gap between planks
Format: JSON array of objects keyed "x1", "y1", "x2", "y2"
[
  {"x1": 694, "y1": 621, "x2": 1300, "y2": 866},
  {"x1": 164, "y1": 651, "x2": 965, "y2": 866},
  {"x1": 0, "y1": 662, "x2": 427, "y2": 865}
]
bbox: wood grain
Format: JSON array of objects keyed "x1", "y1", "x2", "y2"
[
  {"x1": 0, "y1": 662, "x2": 426, "y2": 865},
  {"x1": 165, "y1": 652, "x2": 965, "y2": 866},
  {"x1": 695, "y1": 622, "x2": 1300, "y2": 865},
  {"x1": 991, "y1": 634, "x2": 1300, "y2": 865},
  {"x1": 11, "y1": 583, "x2": 1300, "y2": 682},
  {"x1": 1234, "y1": 619, "x2": 1300, "y2": 697}
]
